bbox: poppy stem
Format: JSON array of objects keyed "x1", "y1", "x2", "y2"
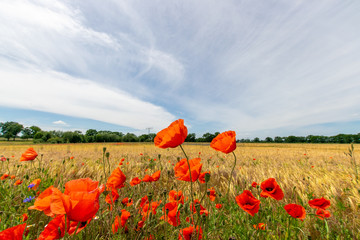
[
  {"x1": 226, "y1": 152, "x2": 237, "y2": 199},
  {"x1": 179, "y1": 145, "x2": 194, "y2": 203}
]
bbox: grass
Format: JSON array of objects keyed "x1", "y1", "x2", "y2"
[{"x1": 0, "y1": 142, "x2": 359, "y2": 239}]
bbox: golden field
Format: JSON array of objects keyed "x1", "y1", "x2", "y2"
[{"x1": 1, "y1": 142, "x2": 359, "y2": 238}]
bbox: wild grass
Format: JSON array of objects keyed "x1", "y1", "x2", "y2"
[{"x1": 1, "y1": 142, "x2": 359, "y2": 239}]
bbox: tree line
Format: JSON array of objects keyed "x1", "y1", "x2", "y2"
[{"x1": 1, "y1": 121, "x2": 359, "y2": 144}]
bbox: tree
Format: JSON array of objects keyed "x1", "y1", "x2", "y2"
[
  {"x1": 21, "y1": 127, "x2": 33, "y2": 139},
  {"x1": 265, "y1": 137, "x2": 273, "y2": 142},
  {"x1": 122, "y1": 133, "x2": 138, "y2": 142},
  {"x1": 186, "y1": 133, "x2": 196, "y2": 142},
  {"x1": 0, "y1": 121, "x2": 24, "y2": 141},
  {"x1": 30, "y1": 126, "x2": 41, "y2": 136}
]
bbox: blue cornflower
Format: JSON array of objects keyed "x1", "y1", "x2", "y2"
[
  {"x1": 28, "y1": 183, "x2": 35, "y2": 189},
  {"x1": 23, "y1": 196, "x2": 35, "y2": 203}
]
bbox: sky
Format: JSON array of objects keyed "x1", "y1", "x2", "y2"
[{"x1": 1, "y1": 0, "x2": 360, "y2": 139}]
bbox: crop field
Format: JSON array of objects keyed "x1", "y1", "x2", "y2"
[{"x1": 0, "y1": 140, "x2": 359, "y2": 239}]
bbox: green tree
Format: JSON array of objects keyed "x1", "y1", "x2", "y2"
[
  {"x1": 21, "y1": 127, "x2": 33, "y2": 139},
  {"x1": 0, "y1": 121, "x2": 24, "y2": 141},
  {"x1": 30, "y1": 126, "x2": 41, "y2": 136},
  {"x1": 186, "y1": 133, "x2": 196, "y2": 142},
  {"x1": 122, "y1": 133, "x2": 138, "y2": 142}
]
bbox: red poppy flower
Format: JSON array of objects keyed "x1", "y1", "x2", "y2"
[
  {"x1": 161, "y1": 201, "x2": 181, "y2": 226},
  {"x1": 144, "y1": 234, "x2": 155, "y2": 240},
  {"x1": 174, "y1": 158, "x2": 202, "y2": 182},
  {"x1": 28, "y1": 186, "x2": 64, "y2": 217},
  {"x1": 38, "y1": 215, "x2": 66, "y2": 239},
  {"x1": 120, "y1": 209, "x2": 131, "y2": 228},
  {"x1": 316, "y1": 209, "x2": 331, "y2": 220},
  {"x1": 106, "y1": 167, "x2": 126, "y2": 190},
  {"x1": 190, "y1": 199, "x2": 208, "y2": 216},
  {"x1": 142, "y1": 170, "x2": 161, "y2": 182},
  {"x1": 14, "y1": 180, "x2": 23, "y2": 186},
  {"x1": 253, "y1": 223, "x2": 266, "y2": 230},
  {"x1": 207, "y1": 188, "x2": 216, "y2": 201},
  {"x1": 38, "y1": 215, "x2": 88, "y2": 239},
  {"x1": 198, "y1": 171, "x2": 210, "y2": 184},
  {"x1": 1, "y1": 174, "x2": 9, "y2": 180},
  {"x1": 235, "y1": 190, "x2": 261, "y2": 216},
  {"x1": 179, "y1": 226, "x2": 203, "y2": 240},
  {"x1": 105, "y1": 188, "x2": 120, "y2": 206},
  {"x1": 11, "y1": 175, "x2": 16, "y2": 179},
  {"x1": 284, "y1": 204, "x2": 306, "y2": 220},
  {"x1": 130, "y1": 177, "x2": 142, "y2": 186},
  {"x1": 210, "y1": 131, "x2": 236, "y2": 154},
  {"x1": 0, "y1": 156, "x2": 6, "y2": 162},
  {"x1": 154, "y1": 119, "x2": 188, "y2": 148},
  {"x1": 61, "y1": 178, "x2": 102, "y2": 222},
  {"x1": 169, "y1": 190, "x2": 184, "y2": 204},
  {"x1": 260, "y1": 178, "x2": 284, "y2": 200},
  {"x1": 20, "y1": 147, "x2": 38, "y2": 161},
  {"x1": 22, "y1": 213, "x2": 28, "y2": 222},
  {"x1": 308, "y1": 197, "x2": 330, "y2": 210},
  {"x1": 121, "y1": 197, "x2": 133, "y2": 207},
  {"x1": 139, "y1": 196, "x2": 161, "y2": 220},
  {"x1": 0, "y1": 223, "x2": 26, "y2": 240},
  {"x1": 251, "y1": 182, "x2": 258, "y2": 188},
  {"x1": 215, "y1": 204, "x2": 223, "y2": 209}
]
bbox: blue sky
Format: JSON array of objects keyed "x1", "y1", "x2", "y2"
[{"x1": 1, "y1": 0, "x2": 360, "y2": 139}]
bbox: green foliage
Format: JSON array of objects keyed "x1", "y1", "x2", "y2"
[{"x1": 0, "y1": 121, "x2": 24, "y2": 141}]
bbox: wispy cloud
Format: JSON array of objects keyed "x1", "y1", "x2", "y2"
[{"x1": 1, "y1": 0, "x2": 360, "y2": 137}]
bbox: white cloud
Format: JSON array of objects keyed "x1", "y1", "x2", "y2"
[
  {"x1": 0, "y1": 63, "x2": 175, "y2": 131},
  {"x1": 53, "y1": 120, "x2": 67, "y2": 125}
]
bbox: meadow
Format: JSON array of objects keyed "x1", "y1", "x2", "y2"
[{"x1": 0, "y1": 138, "x2": 359, "y2": 239}]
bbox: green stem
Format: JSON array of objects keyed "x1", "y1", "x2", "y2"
[
  {"x1": 179, "y1": 145, "x2": 194, "y2": 204},
  {"x1": 227, "y1": 152, "x2": 237, "y2": 199}
]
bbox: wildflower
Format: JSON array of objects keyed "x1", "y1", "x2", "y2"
[
  {"x1": 144, "y1": 234, "x2": 155, "y2": 240},
  {"x1": 22, "y1": 213, "x2": 28, "y2": 222},
  {"x1": 169, "y1": 190, "x2": 184, "y2": 204},
  {"x1": 107, "y1": 167, "x2": 126, "y2": 190},
  {"x1": 308, "y1": 197, "x2": 330, "y2": 210},
  {"x1": 0, "y1": 223, "x2": 26, "y2": 240},
  {"x1": 154, "y1": 119, "x2": 188, "y2": 148},
  {"x1": 199, "y1": 171, "x2": 210, "y2": 184},
  {"x1": 179, "y1": 226, "x2": 203, "y2": 240},
  {"x1": 1, "y1": 174, "x2": 9, "y2": 180},
  {"x1": 130, "y1": 177, "x2": 142, "y2": 186},
  {"x1": 28, "y1": 179, "x2": 41, "y2": 190},
  {"x1": 161, "y1": 201, "x2": 181, "y2": 226},
  {"x1": 142, "y1": 170, "x2": 161, "y2": 182},
  {"x1": 210, "y1": 131, "x2": 236, "y2": 154},
  {"x1": 14, "y1": 179, "x2": 23, "y2": 186},
  {"x1": 174, "y1": 158, "x2": 202, "y2": 182},
  {"x1": 62, "y1": 178, "x2": 103, "y2": 222},
  {"x1": 23, "y1": 196, "x2": 35, "y2": 203},
  {"x1": 121, "y1": 197, "x2": 133, "y2": 207},
  {"x1": 316, "y1": 209, "x2": 331, "y2": 220},
  {"x1": 20, "y1": 147, "x2": 38, "y2": 161},
  {"x1": 207, "y1": 188, "x2": 216, "y2": 201},
  {"x1": 190, "y1": 199, "x2": 208, "y2": 216},
  {"x1": 235, "y1": 190, "x2": 260, "y2": 216},
  {"x1": 0, "y1": 156, "x2": 6, "y2": 162},
  {"x1": 260, "y1": 178, "x2": 284, "y2": 200},
  {"x1": 284, "y1": 204, "x2": 306, "y2": 220},
  {"x1": 215, "y1": 204, "x2": 223, "y2": 209},
  {"x1": 11, "y1": 175, "x2": 16, "y2": 179},
  {"x1": 253, "y1": 223, "x2": 266, "y2": 230},
  {"x1": 28, "y1": 186, "x2": 64, "y2": 216},
  {"x1": 251, "y1": 182, "x2": 258, "y2": 188},
  {"x1": 311, "y1": 166, "x2": 314, "y2": 168},
  {"x1": 37, "y1": 215, "x2": 66, "y2": 239},
  {"x1": 105, "y1": 188, "x2": 120, "y2": 206},
  {"x1": 120, "y1": 209, "x2": 131, "y2": 229}
]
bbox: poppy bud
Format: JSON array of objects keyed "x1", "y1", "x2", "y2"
[
  {"x1": 195, "y1": 203, "x2": 201, "y2": 213},
  {"x1": 205, "y1": 173, "x2": 211, "y2": 183},
  {"x1": 148, "y1": 192, "x2": 153, "y2": 202},
  {"x1": 106, "y1": 152, "x2": 110, "y2": 158},
  {"x1": 103, "y1": 147, "x2": 107, "y2": 153}
]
